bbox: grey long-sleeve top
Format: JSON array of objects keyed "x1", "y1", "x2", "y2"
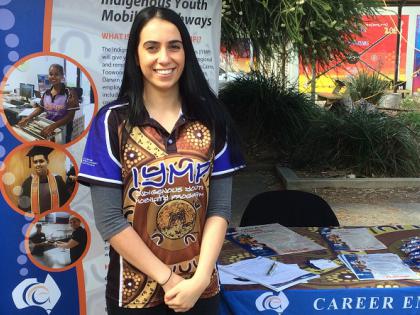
[{"x1": 91, "y1": 176, "x2": 233, "y2": 241}]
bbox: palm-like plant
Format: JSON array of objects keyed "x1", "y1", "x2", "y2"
[
  {"x1": 346, "y1": 71, "x2": 391, "y2": 105},
  {"x1": 222, "y1": 0, "x2": 380, "y2": 82}
]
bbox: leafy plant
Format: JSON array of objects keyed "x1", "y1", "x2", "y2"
[
  {"x1": 292, "y1": 109, "x2": 420, "y2": 177},
  {"x1": 398, "y1": 112, "x2": 420, "y2": 134},
  {"x1": 400, "y1": 96, "x2": 420, "y2": 111},
  {"x1": 345, "y1": 71, "x2": 391, "y2": 105},
  {"x1": 219, "y1": 71, "x2": 320, "y2": 151}
]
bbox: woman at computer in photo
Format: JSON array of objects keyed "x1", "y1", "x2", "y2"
[
  {"x1": 17, "y1": 64, "x2": 79, "y2": 143},
  {"x1": 77, "y1": 7, "x2": 244, "y2": 315}
]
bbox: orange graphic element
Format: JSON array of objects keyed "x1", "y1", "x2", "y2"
[
  {"x1": 0, "y1": 51, "x2": 99, "y2": 147},
  {"x1": 24, "y1": 208, "x2": 91, "y2": 274},
  {"x1": 0, "y1": 140, "x2": 79, "y2": 218},
  {"x1": 43, "y1": 0, "x2": 53, "y2": 52}
]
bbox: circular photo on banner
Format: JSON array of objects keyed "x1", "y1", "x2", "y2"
[
  {"x1": 0, "y1": 52, "x2": 98, "y2": 146},
  {"x1": 0, "y1": 141, "x2": 78, "y2": 216},
  {"x1": 26, "y1": 210, "x2": 90, "y2": 271}
]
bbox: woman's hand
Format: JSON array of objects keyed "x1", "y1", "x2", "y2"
[
  {"x1": 17, "y1": 117, "x2": 30, "y2": 127},
  {"x1": 41, "y1": 125, "x2": 56, "y2": 138},
  {"x1": 161, "y1": 272, "x2": 184, "y2": 293},
  {"x1": 164, "y1": 276, "x2": 209, "y2": 312}
]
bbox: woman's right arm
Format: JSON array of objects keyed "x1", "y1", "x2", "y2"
[
  {"x1": 90, "y1": 185, "x2": 183, "y2": 290},
  {"x1": 17, "y1": 107, "x2": 43, "y2": 126}
]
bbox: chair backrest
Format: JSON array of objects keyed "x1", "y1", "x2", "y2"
[{"x1": 239, "y1": 190, "x2": 339, "y2": 227}]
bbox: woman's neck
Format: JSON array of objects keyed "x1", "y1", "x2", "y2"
[
  {"x1": 143, "y1": 85, "x2": 182, "y2": 116},
  {"x1": 51, "y1": 83, "x2": 62, "y2": 96},
  {"x1": 143, "y1": 84, "x2": 182, "y2": 133}
]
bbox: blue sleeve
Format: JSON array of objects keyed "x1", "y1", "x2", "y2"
[
  {"x1": 212, "y1": 142, "x2": 245, "y2": 177},
  {"x1": 78, "y1": 108, "x2": 122, "y2": 187}
]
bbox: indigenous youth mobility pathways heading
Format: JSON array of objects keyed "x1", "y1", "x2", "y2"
[{"x1": 101, "y1": 0, "x2": 213, "y2": 27}]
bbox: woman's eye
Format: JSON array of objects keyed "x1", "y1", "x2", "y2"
[
  {"x1": 169, "y1": 45, "x2": 181, "y2": 51},
  {"x1": 146, "y1": 46, "x2": 157, "y2": 52}
]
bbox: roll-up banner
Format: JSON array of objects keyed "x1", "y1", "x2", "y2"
[{"x1": 0, "y1": 1, "x2": 222, "y2": 314}]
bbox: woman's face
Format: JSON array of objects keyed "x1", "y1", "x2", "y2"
[
  {"x1": 137, "y1": 18, "x2": 185, "y2": 93},
  {"x1": 48, "y1": 66, "x2": 63, "y2": 86}
]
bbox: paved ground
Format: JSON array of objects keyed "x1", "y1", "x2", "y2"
[{"x1": 231, "y1": 164, "x2": 420, "y2": 227}]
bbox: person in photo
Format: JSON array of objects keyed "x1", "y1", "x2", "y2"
[
  {"x1": 17, "y1": 64, "x2": 79, "y2": 143},
  {"x1": 28, "y1": 223, "x2": 48, "y2": 256},
  {"x1": 55, "y1": 216, "x2": 88, "y2": 264},
  {"x1": 19, "y1": 146, "x2": 69, "y2": 214}
]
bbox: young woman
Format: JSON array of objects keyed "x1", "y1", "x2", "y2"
[
  {"x1": 78, "y1": 7, "x2": 244, "y2": 314},
  {"x1": 17, "y1": 64, "x2": 79, "y2": 143}
]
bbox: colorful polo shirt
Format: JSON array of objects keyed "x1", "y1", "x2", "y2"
[
  {"x1": 40, "y1": 84, "x2": 70, "y2": 121},
  {"x1": 78, "y1": 100, "x2": 244, "y2": 308}
]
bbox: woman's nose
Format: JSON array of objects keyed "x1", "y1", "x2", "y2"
[{"x1": 157, "y1": 49, "x2": 170, "y2": 63}]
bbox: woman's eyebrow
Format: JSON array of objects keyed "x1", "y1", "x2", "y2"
[
  {"x1": 143, "y1": 40, "x2": 182, "y2": 45},
  {"x1": 143, "y1": 40, "x2": 159, "y2": 46},
  {"x1": 168, "y1": 40, "x2": 182, "y2": 45}
]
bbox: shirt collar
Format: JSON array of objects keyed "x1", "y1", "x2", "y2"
[
  {"x1": 138, "y1": 103, "x2": 193, "y2": 127},
  {"x1": 45, "y1": 83, "x2": 66, "y2": 96}
]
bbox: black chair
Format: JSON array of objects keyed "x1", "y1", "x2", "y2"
[{"x1": 239, "y1": 190, "x2": 339, "y2": 227}]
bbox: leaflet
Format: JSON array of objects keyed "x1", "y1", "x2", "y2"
[
  {"x1": 320, "y1": 227, "x2": 387, "y2": 252},
  {"x1": 338, "y1": 253, "x2": 420, "y2": 280},
  {"x1": 226, "y1": 223, "x2": 325, "y2": 256},
  {"x1": 218, "y1": 256, "x2": 319, "y2": 292}
]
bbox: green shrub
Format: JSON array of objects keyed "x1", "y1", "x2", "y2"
[
  {"x1": 346, "y1": 71, "x2": 390, "y2": 105},
  {"x1": 292, "y1": 109, "x2": 420, "y2": 177},
  {"x1": 219, "y1": 71, "x2": 320, "y2": 150},
  {"x1": 400, "y1": 96, "x2": 420, "y2": 110},
  {"x1": 398, "y1": 112, "x2": 420, "y2": 134}
]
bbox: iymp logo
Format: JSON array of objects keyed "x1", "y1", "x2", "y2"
[
  {"x1": 12, "y1": 274, "x2": 61, "y2": 314},
  {"x1": 256, "y1": 291, "x2": 290, "y2": 314}
]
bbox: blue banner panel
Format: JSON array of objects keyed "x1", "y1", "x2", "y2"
[
  {"x1": 221, "y1": 287, "x2": 420, "y2": 315},
  {"x1": 0, "y1": 0, "x2": 45, "y2": 77},
  {"x1": 1, "y1": 1, "x2": 82, "y2": 315}
]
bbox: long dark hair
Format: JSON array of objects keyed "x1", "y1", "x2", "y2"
[{"x1": 118, "y1": 6, "x2": 242, "y2": 162}]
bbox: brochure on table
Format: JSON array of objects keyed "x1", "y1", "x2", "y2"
[
  {"x1": 226, "y1": 223, "x2": 325, "y2": 256},
  {"x1": 320, "y1": 227, "x2": 387, "y2": 252},
  {"x1": 339, "y1": 253, "x2": 420, "y2": 281},
  {"x1": 219, "y1": 256, "x2": 319, "y2": 292}
]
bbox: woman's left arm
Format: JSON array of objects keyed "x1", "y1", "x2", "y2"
[{"x1": 165, "y1": 176, "x2": 232, "y2": 312}]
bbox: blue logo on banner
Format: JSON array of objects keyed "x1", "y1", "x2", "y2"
[{"x1": 256, "y1": 291, "x2": 290, "y2": 314}]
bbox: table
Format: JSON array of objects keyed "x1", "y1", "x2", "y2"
[
  {"x1": 219, "y1": 225, "x2": 420, "y2": 315},
  {"x1": 2, "y1": 101, "x2": 65, "y2": 142}
]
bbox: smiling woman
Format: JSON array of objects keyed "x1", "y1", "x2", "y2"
[
  {"x1": 77, "y1": 6, "x2": 245, "y2": 315},
  {"x1": 17, "y1": 64, "x2": 79, "y2": 143},
  {"x1": 137, "y1": 18, "x2": 185, "y2": 114}
]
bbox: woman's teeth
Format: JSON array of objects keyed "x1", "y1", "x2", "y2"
[{"x1": 155, "y1": 69, "x2": 173, "y2": 74}]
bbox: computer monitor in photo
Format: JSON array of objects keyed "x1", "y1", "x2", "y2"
[
  {"x1": 37, "y1": 74, "x2": 51, "y2": 93},
  {"x1": 20, "y1": 83, "x2": 34, "y2": 101}
]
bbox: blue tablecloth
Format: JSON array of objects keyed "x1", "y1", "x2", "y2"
[{"x1": 219, "y1": 225, "x2": 420, "y2": 315}]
